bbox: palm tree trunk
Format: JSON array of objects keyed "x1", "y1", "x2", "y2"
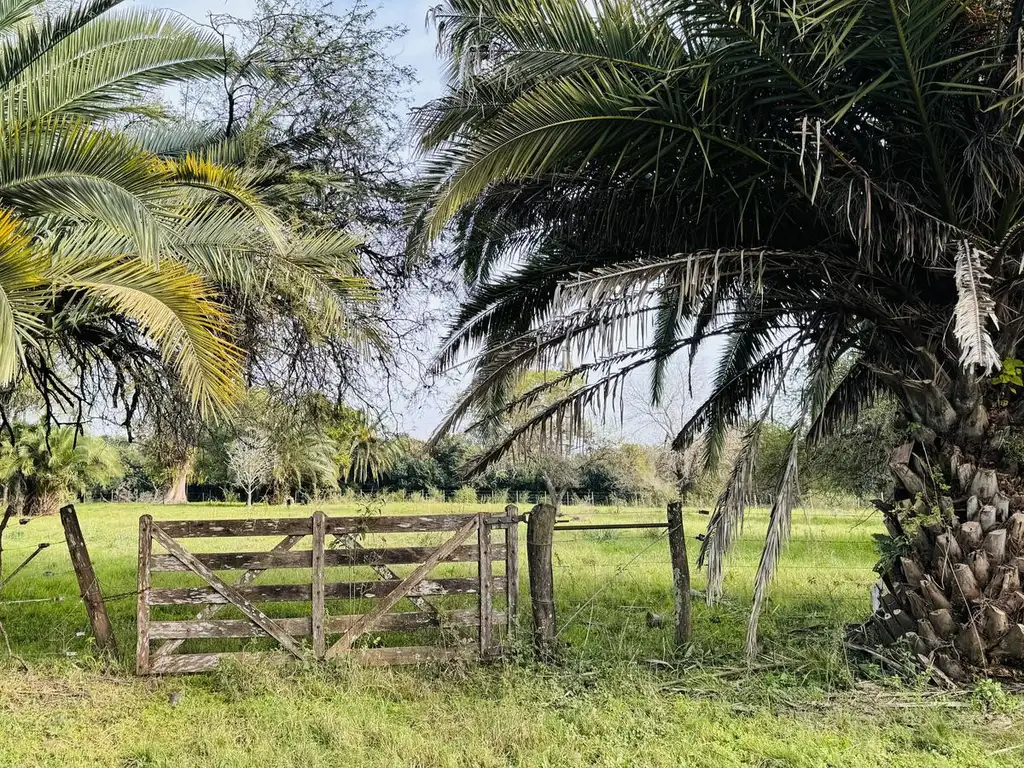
[
  {"x1": 870, "y1": 385, "x2": 1024, "y2": 677},
  {"x1": 23, "y1": 488, "x2": 61, "y2": 517}
]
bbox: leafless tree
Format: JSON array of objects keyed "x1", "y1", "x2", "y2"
[{"x1": 227, "y1": 432, "x2": 274, "y2": 506}]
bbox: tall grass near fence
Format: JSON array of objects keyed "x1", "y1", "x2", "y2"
[
  {"x1": 0, "y1": 499, "x2": 880, "y2": 672},
  {"x1": 3, "y1": 501, "x2": 1024, "y2": 767}
]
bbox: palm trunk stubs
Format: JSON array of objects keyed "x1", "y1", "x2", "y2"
[
  {"x1": 23, "y1": 490, "x2": 61, "y2": 517},
  {"x1": 873, "y1": 438, "x2": 1024, "y2": 679}
]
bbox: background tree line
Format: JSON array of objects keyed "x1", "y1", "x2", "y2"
[{"x1": 1, "y1": 385, "x2": 903, "y2": 509}]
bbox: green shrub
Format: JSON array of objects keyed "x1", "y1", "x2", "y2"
[{"x1": 452, "y1": 486, "x2": 478, "y2": 504}]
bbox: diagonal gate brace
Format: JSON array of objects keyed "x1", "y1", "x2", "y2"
[
  {"x1": 152, "y1": 533, "x2": 306, "y2": 659},
  {"x1": 326, "y1": 515, "x2": 479, "y2": 657},
  {"x1": 332, "y1": 533, "x2": 439, "y2": 616},
  {"x1": 151, "y1": 524, "x2": 304, "y2": 659}
]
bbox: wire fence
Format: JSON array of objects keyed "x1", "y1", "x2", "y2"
[
  {"x1": 0, "y1": 503, "x2": 882, "y2": 666},
  {"x1": 541, "y1": 508, "x2": 881, "y2": 660}
]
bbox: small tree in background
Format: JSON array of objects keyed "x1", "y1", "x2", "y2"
[
  {"x1": 341, "y1": 424, "x2": 404, "y2": 487},
  {"x1": 0, "y1": 426, "x2": 122, "y2": 516},
  {"x1": 227, "y1": 433, "x2": 274, "y2": 505}
]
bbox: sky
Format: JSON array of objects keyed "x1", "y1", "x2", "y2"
[{"x1": 146, "y1": 0, "x2": 714, "y2": 443}]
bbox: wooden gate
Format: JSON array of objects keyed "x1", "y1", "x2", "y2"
[{"x1": 136, "y1": 510, "x2": 518, "y2": 674}]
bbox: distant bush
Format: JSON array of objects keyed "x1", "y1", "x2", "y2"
[{"x1": 452, "y1": 486, "x2": 478, "y2": 504}]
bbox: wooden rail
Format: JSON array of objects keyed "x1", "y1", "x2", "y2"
[{"x1": 136, "y1": 510, "x2": 519, "y2": 674}]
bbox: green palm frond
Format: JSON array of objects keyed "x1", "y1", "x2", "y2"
[
  {"x1": 0, "y1": 117, "x2": 169, "y2": 260},
  {"x1": 60, "y1": 256, "x2": 243, "y2": 415},
  {"x1": 0, "y1": 0, "x2": 36, "y2": 32},
  {"x1": 0, "y1": 0, "x2": 122, "y2": 85},
  {"x1": 0, "y1": 0, "x2": 377, "y2": 423},
  {"x1": 2, "y1": 8, "x2": 223, "y2": 121},
  {"x1": 164, "y1": 154, "x2": 290, "y2": 254},
  {"x1": 414, "y1": 0, "x2": 1024, "y2": 655},
  {"x1": 0, "y1": 209, "x2": 46, "y2": 383}
]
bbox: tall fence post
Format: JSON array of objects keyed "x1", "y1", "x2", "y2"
[
  {"x1": 504, "y1": 504, "x2": 519, "y2": 642},
  {"x1": 311, "y1": 511, "x2": 326, "y2": 660},
  {"x1": 666, "y1": 501, "x2": 692, "y2": 647},
  {"x1": 526, "y1": 503, "x2": 556, "y2": 660},
  {"x1": 136, "y1": 514, "x2": 152, "y2": 674},
  {"x1": 478, "y1": 513, "x2": 493, "y2": 657},
  {"x1": 60, "y1": 504, "x2": 118, "y2": 658}
]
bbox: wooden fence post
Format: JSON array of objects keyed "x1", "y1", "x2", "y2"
[
  {"x1": 478, "y1": 512, "x2": 493, "y2": 657},
  {"x1": 666, "y1": 501, "x2": 692, "y2": 647},
  {"x1": 504, "y1": 504, "x2": 519, "y2": 642},
  {"x1": 311, "y1": 511, "x2": 326, "y2": 660},
  {"x1": 526, "y1": 503, "x2": 556, "y2": 660},
  {"x1": 137, "y1": 514, "x2": 152, "y2": 674},
  {"x1": 60, "y1": 504, "x2": 118, "y2": 658}
]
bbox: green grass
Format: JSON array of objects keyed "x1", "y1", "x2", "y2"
[{"x1": 0, "y1": 500, "x2": 1022, "y2": 767}]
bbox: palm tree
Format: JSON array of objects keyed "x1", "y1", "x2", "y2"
[
  {"x1": 134, "y1": 141, "x2": 376, "y2": 502},
  {"x1": 0, "y1": 0, "x2": 374, "y2": 423},
  {"x1": 412, "y1": 0, "x2": 1024, "y2": 673},
  {"x1": 0, "y1": 0, "x2": 377, "y2": 512},
  {"x1": 0, "y1": 0, "x2": 237, "y2": 413},
  {"x1": 0, "y1": 425, "x2": 121, "y2": 517},
  {"x1": 343, "y1": 424, "x2": 403, "y2": 486}
]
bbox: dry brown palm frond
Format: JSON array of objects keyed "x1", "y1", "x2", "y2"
[{"x1": 953, "y1": 240, "x2": 1001, "y2": 372}]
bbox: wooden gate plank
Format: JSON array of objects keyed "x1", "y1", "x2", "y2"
[
  {"x1": 147, "y1": 578, "x2": 499, "y2": 605},
  {"x1": 150, "y1": 524, "x2": 304, "y2": 659},
  {"x1": 148, "y1": 609, "x2": 500, "y2": 639},
  {"x1": 151, "y1": 645, "x2": 479, "y2": 674},
  {"x1": 327, "y1": 515, "x2": 480, "y2": 656},
  {"x1": 149, "y1": 545, "x2": 492, "y2": 572},
  {"x1": 152, "y1": 533, "x2": 305, "y2": 660},
  {"x1": 311, "y1": 511, "x2": 326, "y2": 659},
  {"x1": 150, "y1": 651, "x2": 280, "y2": 675},
  {"x1": 158, "y1": 513, "x2": 485, "y2": 538}
]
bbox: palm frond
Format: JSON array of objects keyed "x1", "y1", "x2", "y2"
[
  {"x1": 953, "y1": 239, "x2": 1001, "y2": 372},
  {"x1": 57, "y1": 256, "x2": 243, "y2": 415},
  {"x1": 3, "y1": 9, "x2": 223, "y2": 120},
  {"x1": 0, "y1": 209, "x2": 45, "y2": 383},
  {"x1": 746, "y1": 422, "x2": 802, "y2": 659},
  {"x1": 698, "y1": 421, "x2": 762, "y2": 604}
]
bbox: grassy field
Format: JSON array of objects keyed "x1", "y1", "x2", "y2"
[{"x1": 0, "y1": 499, "x2": 1022, "y2": 767}]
